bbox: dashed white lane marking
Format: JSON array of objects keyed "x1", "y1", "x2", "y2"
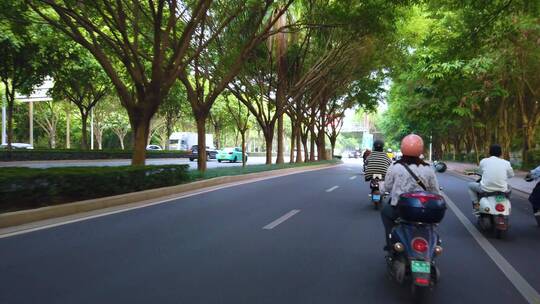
[
  {"x1": 346, "y1": 168, "x2": 353, "y2": 171},
  {"x1": 262, "y1": 210, "x2": 301, "y2": 230},
  {"x1": 443, "y1": 193, "x2": 540, "y2": 304},
  {"x1": 349, "y1": 176, "x2": 357, "y2": 180},
  {"x1": 326, "y1": 186, "x2": 339, "y2": 192}
]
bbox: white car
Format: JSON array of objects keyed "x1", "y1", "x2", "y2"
[
  {"x1": 0, "y1": 143, "x2": 34, "y2": 150},
  {"x1": 146, "y1": 145, "x2": 163, "y2": 151}
]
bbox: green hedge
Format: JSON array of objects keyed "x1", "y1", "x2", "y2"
[
  {"x1": 0, "y1": 149, "x2": 190, "y2": 161},
  {"x1": 523, "y1": 150, "x2": 540, "y2": 170},
  {"x1": 0, "y1": 165, "x2": 190, "y2": 212}
]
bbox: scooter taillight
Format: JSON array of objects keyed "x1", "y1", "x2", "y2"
[
  {"x1": 412, "y1": 238, "x2": 428, "y2": 253},
  {"x1": 495, "y1": 204, "x2": 505, "y2": 212}
]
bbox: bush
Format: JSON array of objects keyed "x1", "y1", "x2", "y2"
[
  {"x1": 523, "y1": 150, "x2": 540, "y2": 170},
  {"x1": 0, "y1": 165, "x2": 190, "y2": 212},
  {"x1": 0, "y1": 149, "x2": 190, "y2": 161}
]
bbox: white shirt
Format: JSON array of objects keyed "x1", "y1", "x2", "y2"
[{"x1": 478, "y1": 156, "x2": 514, "y2": 192}]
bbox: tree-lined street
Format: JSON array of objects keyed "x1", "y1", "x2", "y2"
[{"x1": 1, "y1": 161, "x2": 539, "y2": 303}]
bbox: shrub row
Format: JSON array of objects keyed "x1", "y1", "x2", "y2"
[
  {"x1": 0, "y1": 165, "x2": 191, "y2": 212},
  {"x1": 0, "y1": 149, "x2": 190, "y2": 161}
]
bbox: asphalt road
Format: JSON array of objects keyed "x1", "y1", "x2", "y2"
[
  {"x1": 0, "y1": 156, "x2": 288, "y2": 170},
  {"x1": 1, "y1": 159, "x2": 539, "y2": 304}
]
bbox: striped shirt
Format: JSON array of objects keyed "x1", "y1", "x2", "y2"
[{"x1": 365, "y1": 151, "x2": 392, "y2": 180}]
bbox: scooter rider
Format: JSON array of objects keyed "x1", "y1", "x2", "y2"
[
  {"x1": 365, "y1": 140, "x2": 392, "y2": 182},
  {"x1": 525, "y1": 165, "x2": 540, "y2": 217},
  {"x1": 381, "y1": 134, "x2": 442, "y2": 250},
  {"x1": 468, "y1": 144, "x2": 514, "y2": 213}
]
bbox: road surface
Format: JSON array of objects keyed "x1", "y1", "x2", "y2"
[{"x1": 1, "y1": 159, "x2": 539, "y2": 303}]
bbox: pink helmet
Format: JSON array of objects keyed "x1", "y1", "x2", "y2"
[{"x1": 401, "y1": 134, "x2": 424, "y2": 157}]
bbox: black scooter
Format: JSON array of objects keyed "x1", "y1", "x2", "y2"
[{"x1": 386, "y1": 192, "x2": 446, "y2": 301}]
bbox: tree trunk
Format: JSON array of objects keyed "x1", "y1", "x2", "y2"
[
  {"x1": 301, "y1": 130, "x2": 309, "y2": 162},
  {"x1": 241, "y1": 130, "x2": 246, "y2": 167},
  {"x1": 195, "y1": 114, "x2": 208, "y2": 171},
  {"x1": 296, "y1": 125, "x2": 303, "y2": 163},
  {"x1": 309, "y1": 128, "x2": 316, "y2": 162},
  {"x1": 6, "y1": 96, "x2": 13, "y2": 149},
  {"x1": 66, "y1": 109, "x2": 71, "y2": 149},
  {"x1": 50, "y1": 129, "x2": 57, "y2": 149},
  {"x1": 330, "y1": 136, "x2": 336, "y2": 159},
  {"x1": 131, "y1": 117, "x2": 151, "y2": 165},
  {"x1": 289, "y1": 121, "x2": 295, "y2": 163},
  {"x1": 264, "y1": 130, "x2": 274, "y2": 165},
  {"x1": 276, "y1": 114, "x2": 284, "y2": 164},
  {"x1": 80, "y1": 111, "x2": 89, "y2": 150},
  {"x1": 119, "y1": 135, "x2": 125, "y2": 150}
]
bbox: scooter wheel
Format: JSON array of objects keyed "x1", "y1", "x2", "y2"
[
  {"x1": 495, "y1": 229, "x2": 506, "y2": 239},
  {"x1": 411, "y1": 284, "x2": 429, "y2": 303}
]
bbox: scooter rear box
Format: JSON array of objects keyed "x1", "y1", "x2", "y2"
[{"x1": 397, "y1": 191, "x2": 446, "y2": 223}]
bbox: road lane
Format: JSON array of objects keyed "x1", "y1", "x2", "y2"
[
  {"x1": 438, "y1": 172, "x2": 540, "y2": 296},
  {"x1": 0, "y1": 162, "x2": 538, "y2": 303}
]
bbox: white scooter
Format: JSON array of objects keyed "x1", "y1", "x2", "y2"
[{"x1": 470, "y1": 173, "x2": 511, "y2": 239}]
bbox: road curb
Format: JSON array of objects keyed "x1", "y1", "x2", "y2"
[{"x1": 0, "y1": 163, "x2": 338, "y2": 229}]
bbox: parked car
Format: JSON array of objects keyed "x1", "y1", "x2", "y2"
[
  {"x1": 146, "y1": 144, "x2": 163, "y2": 151},
  {"x1": 0, "y1": 143, "x2": 34, "y2": 150},
  {"x1": 188, "y1": 145, "x2": 217, "y2": 161},
  {"x1": 217, "y1": 147, "x2": 248, "y2": 163}
]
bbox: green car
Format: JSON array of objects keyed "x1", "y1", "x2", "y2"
[{"x1": 217, "y1": 147, "x2": 248, "y2": 163}]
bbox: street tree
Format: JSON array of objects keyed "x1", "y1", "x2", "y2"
[
  {"x1": 28, "y1": 0, "x2": 234, "y2": 165},
  {"x1": 51, "y1": 52, "x2": 110, "y2": 150}
]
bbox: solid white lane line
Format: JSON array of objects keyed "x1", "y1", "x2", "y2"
[
  {"x1": 0, "y1": 165, "x2": 338, "y2": 239},
  {"x1": 349, "y1": 176, "x2": 357, "y2": 180},
  {"x1": 326, "y1": 186, "x2": 339, "y2": 192},
  {"x1": 262, "y1": 210, "x2": 301, "y2": 230},
  {"x1": 443, "y1": 193, "x2": 540, "y2": 304}
]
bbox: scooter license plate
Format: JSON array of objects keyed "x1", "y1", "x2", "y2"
[
  {"x1": 411, "y1": 261, "x2": 430, "y2": 274},
  {"x1": 372, "y1": 194, "x2": 381, "y2": 201},
  {"x1": 495, "y1": 195, "x2": 506, "y2": 202}
]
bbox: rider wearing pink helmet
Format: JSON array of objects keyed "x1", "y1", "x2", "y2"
[{"x1": 380, "y1": 134, "x2": 442, "y2": 250}]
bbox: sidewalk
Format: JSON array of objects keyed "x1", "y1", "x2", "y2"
[{"x1": 445, "y1": 161, "x2": 535, "y2": 195}]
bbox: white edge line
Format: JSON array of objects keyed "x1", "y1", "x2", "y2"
[
  {"x1": 326, "y1": 185, "x2": 339, "y2": 192},
  {"x1": 443, "y1": 193, "x2": 540, "y2": 304},
  {"x1": 262, "y1": 209, "x2": 301, "y2": 230},
  {"x1": 0, "y1": 165, "x2": 338, "y2": 239}
]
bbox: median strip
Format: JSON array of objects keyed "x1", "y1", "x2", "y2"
[
  {"x1": 0, "y1": 162, "x2": 339, "y2": 236},
  {"x1": 262, "y1": 210, "x2": 301, "y2": 230}
]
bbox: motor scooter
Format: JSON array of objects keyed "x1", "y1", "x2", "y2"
[
  {"x1": 368, "y1": 174, "x2": 384, "y2": 210},
  {"x1": 469, "y1": 173, "x2": 511, "y2": 238},
  {"x1": 386, "y1": 191, "x2": 446, "y2": 301}
]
